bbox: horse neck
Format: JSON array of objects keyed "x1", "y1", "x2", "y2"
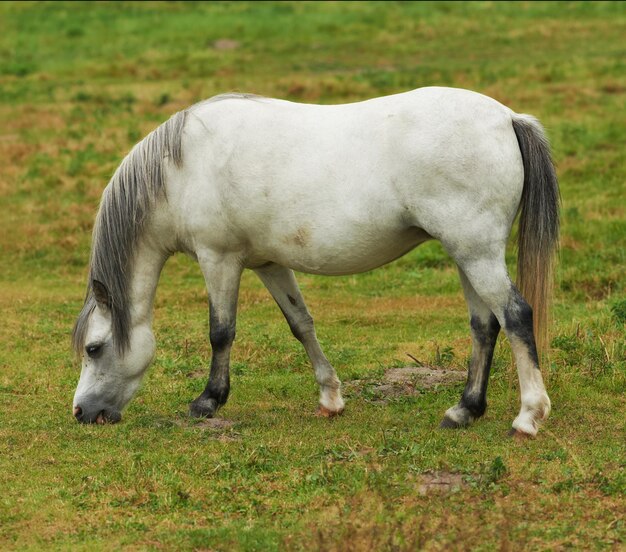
[{"x1": 128, "y1": 234, "x2": 169, "y2": 328}]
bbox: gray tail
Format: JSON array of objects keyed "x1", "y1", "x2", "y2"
[{"x1": 512, "y1": 114, "x2": 560, "y2": 351}]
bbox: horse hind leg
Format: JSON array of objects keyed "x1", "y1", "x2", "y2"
[
  {"x1": 441, "y1": 268, "x2": 500, "y2": 429},
  {"x1": 189, "y1": 252, "x2": 243, "y2": 418},
  {"x1": 451, "y1": 251, "x2": 551, "y2": 437},
  {"x1": 254, "y1": 263, "x2": 345, "y2": 416}
]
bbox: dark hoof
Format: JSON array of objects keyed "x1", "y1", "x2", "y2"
[
  {"x1": 189, "y1": 397, "x2": 219, "y2": 418},
  {"x1": 439, "y1": 415, "x2": 464, "y2": 429},
  {"x1": 508, "y1": 428, "x2": 534, "y2": 439}
]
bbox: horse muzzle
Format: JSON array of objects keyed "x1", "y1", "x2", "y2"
[{"x1": 73, "y1": 404, "x2": 122, "y2": 424}]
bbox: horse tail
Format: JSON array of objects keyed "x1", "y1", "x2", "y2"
[{"x1": 512, "y1": 114, "x2": 560, "y2": 352}]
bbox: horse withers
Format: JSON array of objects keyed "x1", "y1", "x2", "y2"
[{"x1": 72, "y1": 87, "x2": 559, "y2": 436}]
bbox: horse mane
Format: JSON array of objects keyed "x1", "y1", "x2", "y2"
[
  {"x1": 72, "y1": 93, "x2": 264, "y2": 355},
  {"x1": 72, "y1": 108, "x2": 186, "y2": 354}
]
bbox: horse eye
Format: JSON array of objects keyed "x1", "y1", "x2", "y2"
[{"x1": 85, "y1": 343, "x2": 104, "y2": 358}]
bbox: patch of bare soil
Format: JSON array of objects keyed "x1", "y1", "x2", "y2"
[
  {"x1": 417, "y1": 471, "x2": 467, "y2": 496},
  {"x1": 384, "y1": 366, "x2": 465, "y2": 388},
  {"x1": 175, "y1": 416, "x2": 240, "y2": 440},
  {"x1": 194, "y1": 418, "x2": 236, "y2": 430},
  {"x1": 212, "y1": 38, "x2": 240, "y2": 50},
  {"x1": 345, "y1": 366, "x2": 465, "y2": 403}
]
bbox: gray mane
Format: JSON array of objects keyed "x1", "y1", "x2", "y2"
[
  {"x1": 72, "y1": 93, "x2": 263, "y2": 355},
  {"x1": 72, "y1": 109, "x2": 186, "y2": 354}
]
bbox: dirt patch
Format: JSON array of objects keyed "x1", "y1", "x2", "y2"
[
  {"x1": 601, "y1": 83, "x2": 626, "y2": 95},
  {"x1": 417, "y1": 471, "x2": 467, "y2": 496},
  {"x1": 194, "y1": 417, "x2": 236, "y2": 430},
  {"x1": 384, "y1": 366, "x2": 465, "y2": 388},
  {"x1": 174, "y1": 416, "x2": 240, "y2": 440},
  {"x1": 344, "y1": 365, "x2": 465, "y2": 404},
  {"x1": 212, "y1": 39, "x2": 240, "y2": 51}
]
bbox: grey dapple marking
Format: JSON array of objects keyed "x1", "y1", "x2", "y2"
[{"x1": 72, "y1": 87, "x2": 559, "y2": 436}]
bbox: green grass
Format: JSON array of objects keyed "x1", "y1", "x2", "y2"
[{"x1": 1, "y1": 1, "x2": 624, "y2": 550}]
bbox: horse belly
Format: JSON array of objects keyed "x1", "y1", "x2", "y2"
[{"x1": 251, "y1": 223, "x2": 430, "y2": 276}]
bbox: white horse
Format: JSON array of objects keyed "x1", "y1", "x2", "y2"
[{"x1": 72, "y1": 87, "x2": 559, "y2": 436}]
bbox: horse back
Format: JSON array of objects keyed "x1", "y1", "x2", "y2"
[{"x1": 163, "y1": 88, "x2": 522, "y2": 273}]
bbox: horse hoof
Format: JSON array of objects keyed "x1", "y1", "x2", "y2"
[
  {"x1": 316, "y1": 405, "x2": 344, "y2": 418},
  {"x1": 508, "y1": 427, "x2": 534, "y2": 439},
  {"x1": 439, "y1": 415, "x2": 463, "y2": 429},
  {"x1": 189, "y1": 397, "x2": 218, "y2": 418}
]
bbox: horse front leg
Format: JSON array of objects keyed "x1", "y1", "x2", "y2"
[
  {"x1": 189, "y1": 252, "x2": 243, "y2": 418},
  {"x1": 254, "y1": 263, "x2": 345, "y2": 416}
]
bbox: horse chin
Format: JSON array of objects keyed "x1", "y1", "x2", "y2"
[{"x1": 97, "y1": 410, "x2": 122, "y2": 424}]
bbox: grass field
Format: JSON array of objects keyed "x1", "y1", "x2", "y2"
[{"x1": 0, "y1": 1, "x2": 624, "y2": 550}]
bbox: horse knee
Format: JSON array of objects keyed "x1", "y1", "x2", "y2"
[
  {"x1": 470, "y1": 314, "x2": 500, "y2": 347},
  {"x1": 210, "y1": 323, "x2": 236, "y2": 351}
]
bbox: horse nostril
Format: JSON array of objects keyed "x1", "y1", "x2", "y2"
[{"x1": 73, "y1": 406, "x2": 83, "y2": 419}]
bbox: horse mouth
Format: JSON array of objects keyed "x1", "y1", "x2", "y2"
[
  {"x1": 73, "y1": 406, "x2": 122, "y2": 424},
  {"x1": 95, "y1": 410, "x2": 122, "y2": 424}
]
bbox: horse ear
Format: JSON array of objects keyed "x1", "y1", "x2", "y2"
[{"x1": 92, "y1": 280, "x2": 112, "y2": 310}]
